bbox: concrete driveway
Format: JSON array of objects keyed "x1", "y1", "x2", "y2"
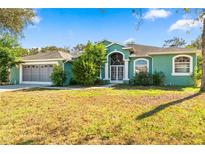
[{"x1": 0, "y1": 84, "x2": 47, "y2": 92}]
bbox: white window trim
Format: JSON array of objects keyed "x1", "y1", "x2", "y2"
[
  {"x1": 172, "y1": 55, "x2": 193, "y2": 76},
  {"x1": 19, "y1": 61, "x2": 58, "y2": 85},
  {"x1": 133, "y1": 58, "x2": 149, "y2": 76}
]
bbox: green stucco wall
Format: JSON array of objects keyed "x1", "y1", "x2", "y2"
[
  {"x1": 63, "y1": 62, "x2": 73, "y2": 85},
  {"x1": 9, "y1": 66, "x2": 20, "y2": 84},
  {"x1": 152, "y1": 53, "x2": 196, "y2": 86}
]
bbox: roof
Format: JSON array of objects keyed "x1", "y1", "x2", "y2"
[
  {"x1": 100, "y1": 40, "x2": 196, "y2": 57},
  {"x1": 126, "y1": 44, "x2": 196, "y2": 57},
  {"x1": 22, "y1": 51, "x2": 72, "y2": 61}
]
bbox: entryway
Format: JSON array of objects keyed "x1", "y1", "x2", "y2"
[
  {"x1": 109, "y1": 52, "x2": 124, "y2": 83},
  {"x1": 110, "y1": 65, "x2": 124, "y2": 83}
]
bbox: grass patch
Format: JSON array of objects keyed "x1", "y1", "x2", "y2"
[{"x1": 0, "y1": 86, "x2": 205, "y2": 144}]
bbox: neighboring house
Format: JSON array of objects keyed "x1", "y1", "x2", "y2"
[{"x1": 10, "y1": 40, "x2": 197, "y2": 86}]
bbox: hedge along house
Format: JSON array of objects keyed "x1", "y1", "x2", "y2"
[{"x1": 10, "y1": 40, "x2": 197, "y2": 86}]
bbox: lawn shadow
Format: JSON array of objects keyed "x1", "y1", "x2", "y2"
[
  {"x1": 16, "y1": 139, "x2": 36, "y2": 145},
  {"x1": 136, "y1": 91, "x2": 202, "y2": 120}
]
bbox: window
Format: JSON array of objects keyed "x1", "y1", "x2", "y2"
[
  {"x1": 110, "y1": 53, "x2": 124, "y2": 65},
  {"x1": 172, "y1": 55, "x2": 193, "y2": 75},
  {"x1": 134, "y1": 59, "x2": 149, "y2": 74}
]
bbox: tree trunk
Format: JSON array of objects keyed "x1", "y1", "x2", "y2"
[{"x1": 201, "y1": 18, "x2": 205, "y2": 91}]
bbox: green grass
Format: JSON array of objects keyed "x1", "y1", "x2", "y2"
[{"x1": 0, "y1": 86, "x2": 205, "y2": 144}]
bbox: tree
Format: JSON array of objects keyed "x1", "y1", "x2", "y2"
[
  {"x1": 163, "y1": 37, "x2": 186, "y2": 48},
  {"x1": 28, "y1": 46, "x2": 70, "y2": 55},
  {"x1": 0, "y1": 47, "x2": 15, "y2": 83},
  {"x1": 0, "y1": 33, "x2": 19, "y2": 48},
  {"x1": 71, "y1": 43, "x2": 85, "y2": 56},
  {"x1": 0, "y1": 9, "x2": 35, "y2": 35},
  {"x1": 72, "y1": 42, "x2": 106, "y2": 85},
  {"x1": 186, "y1": 36, "x2": 202, "y2": 49}
]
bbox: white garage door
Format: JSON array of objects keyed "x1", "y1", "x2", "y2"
[{"x1": 22, "y1": 64, "x2": 53, "y2": 82}]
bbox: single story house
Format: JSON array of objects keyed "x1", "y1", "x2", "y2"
[{"x1": 10, "y1": 40, "x2": 197, "y2": 86}]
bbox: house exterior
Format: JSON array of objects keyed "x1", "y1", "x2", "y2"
[{"x1": 10, "y1": 40, "x2": 197, "y2": 86}]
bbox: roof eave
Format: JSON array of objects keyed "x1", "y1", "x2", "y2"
[
  {"x1": 148, "y1": 51, "x2": 197, "y2": 55},
  {"x1": 21, "y1": 58, "x2": 65, "y2": 62}
]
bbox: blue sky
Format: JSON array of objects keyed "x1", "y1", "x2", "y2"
[{"x1": 20, "y1": 8, "x2": 202, "y2": 49}]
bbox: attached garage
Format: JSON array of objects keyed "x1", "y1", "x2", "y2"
[
  {"x1": 16, "y1": 50, "x2": 72, "y2": 85},
  {"x1": 22, "y1": 64, "x2": 53, "y2": 82}
]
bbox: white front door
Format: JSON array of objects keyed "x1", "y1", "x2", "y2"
[{"x1": 110, "y1": 65, "x2": 124, "y2": 83}]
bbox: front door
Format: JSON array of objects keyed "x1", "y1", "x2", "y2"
[{"x1": 110, "y1": 65, "x2": 124, "y2": 83}]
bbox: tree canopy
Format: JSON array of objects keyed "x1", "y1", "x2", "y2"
[
  {"x1": 28, "y1": 46, "x2": 70, "y2": 55},
  {"x1": 163, "y1": 37, "x2": 186, "y2": 48},
  {"x1": 186, "y1": 36, "x2": 202, "y2": 49},
  {"x1": 0, "y1": 9, "x2": 35, "y2": 35}
]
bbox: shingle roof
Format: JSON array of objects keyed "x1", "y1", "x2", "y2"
[
  {"x1": 126, "y1": 44, "x2": 196, "y2": 57},
  {"x1": 22, "y1": 51, "x2": 72, "y2": 61}
]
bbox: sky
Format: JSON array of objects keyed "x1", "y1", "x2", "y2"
[{"x1": 20, "y1": 8, "x2": 202, "y2": 49}]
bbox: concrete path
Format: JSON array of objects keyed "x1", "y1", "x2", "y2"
[
  {"x1": 0, "y1": 84, "x2": 116, "y2": 92},
  {"x1": 0, "y1": 84, "x2": 47, "y2": 92}
]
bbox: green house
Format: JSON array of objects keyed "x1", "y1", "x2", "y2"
[{"x1": 10, "y1": 40, "x2": 197, "y2": 86}]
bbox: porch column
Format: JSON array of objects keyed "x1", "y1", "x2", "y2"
[
  {"x1": 104, "y1": 62, "x2": 109, "y2": 80},
  {"x1": 124, "y1": 59, "x2": 129, "y2": 80}
]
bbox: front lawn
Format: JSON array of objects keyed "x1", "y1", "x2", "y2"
[{"x1": 0, "y1": 86, "x2": 205, "y2": 144}]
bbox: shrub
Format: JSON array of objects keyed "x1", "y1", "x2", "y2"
[
  {"x1": 72, "y1": 42, "x2": 106, "y2": 85},
  {"x1": 73, "y1": 57, "x2": 98, "y2": 85},
  {"x1": 152, "y1": 71, "x2": 165, "y2": 86},
  {"x1": 69, "y1": 77, "x2": 78, "y2": 85},
  {"x1": 192, "y1": 55, "x2": 202, "y2": 87},
  {"x1": 192, "y1": 66, "x2": 202, "y2": 87},
  {"x1": 94, "y1": 78, "x2": 105, "y2": 85},
  {"x1": 50, "y1": 65, "x2": 66, "y2": 86},
  {"x1": 132, "y1": 72, "x2": 153, "y2": 86},
  {"x1": 0, "y1": 66, "x2": 8, "y2": 83}
]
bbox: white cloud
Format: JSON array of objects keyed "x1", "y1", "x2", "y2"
[
  {"x1": 144, "y1": 9, "x2": 171, "y2": 20},
  {"x1": 169, "y1": 19, "x2": 202, "y2": 32},
  {"x1": 124, "y1": 38, "x2": 135, "y2": 44},
  {"x1": 32, "y1": 16, "x2": 41, "y2": 24}
]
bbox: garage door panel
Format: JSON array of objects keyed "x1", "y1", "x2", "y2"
[
  {"x1": 23, "y1": 65, "x2": 31, "y2": 81},
  {"x1": 39, "y1": 65, "x2": 48, "y2": 81},
  {"x1": 31, "y1": 65, "x2": 40, "y2": 81}
]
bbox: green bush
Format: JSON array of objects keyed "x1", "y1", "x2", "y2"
[
  {"x1": 73, "y1": 57, "x2": 98, "y2": 85},
  {"x1": 50, "y1": 65, "x2": 66, "y2": 86},
  {"x1": 69, "y1": 77, "x2": 78, "y2": 85},
  {"x1": 130, "y1": 71, "x2": 165, "y2": 86},
  {"x1": 153, "y1": 71, "x2": 165, "y2": 86},
  {"x1": 132, "y1": 72, "x2": 153, "y2": 86},
  {"x1": 0, "y1": 66, "x2": 8, "y2": 82},
  {"x1": 94, "y1": 78, "x2": 105, "y2": 85},
  {"x1": 72, "y1": 41, "x2": 106, "y2": 85},
  {"x1": 192, "y1": 66, "x2": 202, "y2": 87}
]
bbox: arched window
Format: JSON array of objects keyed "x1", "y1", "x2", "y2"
[
  {"x1": 110, "y1": 53, "x2": 124, "y2": 65},
  {"x1": 134, "y1": 58, "x2": 149, "y2": 74},
  {"x1": 172, "y1": 55, "x2": 193, "y2": 75}
]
